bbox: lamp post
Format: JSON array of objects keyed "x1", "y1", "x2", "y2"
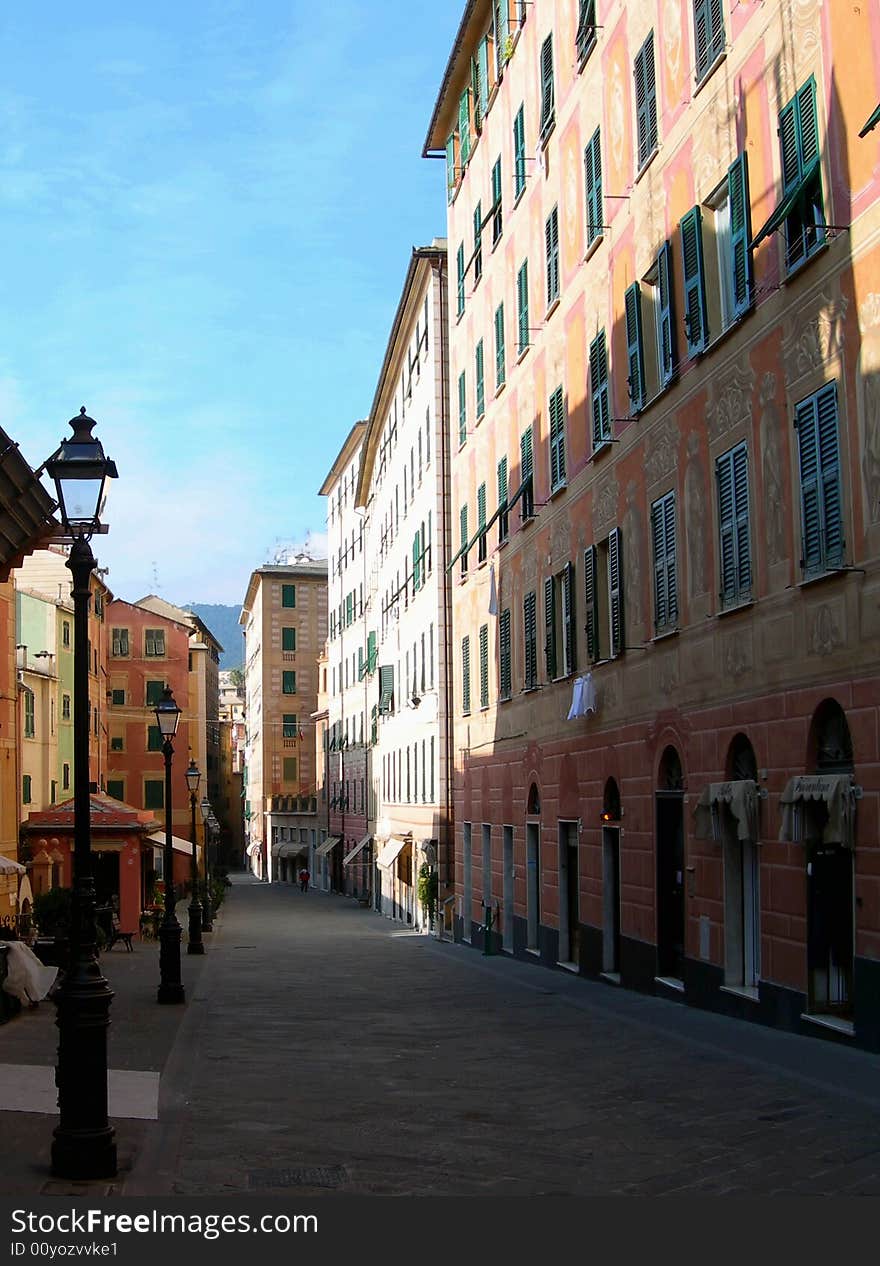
[
  {"x1": 46, "y1": 407, "x2": 118, "y2": 1180},
  {"x1": 185, "y1": 760, "x2": 204, "y2": 955},
  {"x1": 200, "y1": 797, "x2": 213, "y2": 930},
  {"x1": 155, "y1": 686, "x2": 185, "y2": 1003}
]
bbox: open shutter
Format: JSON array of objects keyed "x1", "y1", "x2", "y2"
[
  {"x1": 458, "y1": 371, "x2": 467, "y2": 444},
  {"x1": 521, "y1": 426, "x2": 534, "y2": 518},
  {"x1": 460, "y1": 504, "x2": 469, "y2": 574},
  {"x1": 479, "y1": 624, "x2": 489, "y2": 708},
  {"x1": 590, "y1": 331, "x2": 610, "y2": 448},
  {"x1": 577, "y1": 0, "x2": 597, "y2": 61},
  {"x1": 778, "y1": 98, "x2": 800, "y2": 192},
  {"x1": 367, "y1": 631, "x2": 377, "y2": 674},
  {"x1": 563, "y1": 561, "x2": 576, "y2": 674},
  {"x1": 517, "y1": 260, "x2": 529, "y2": 353},
  {"x1": 681, "y1": 206, "x2": 708, "y2": 355},
  {"x1": 514, "y1": 107, "x2": 525, "y2": 197},
  {"x1": 608, "y1": 527, "x2": 624, "y2": 657},
  {"x1": 472, "y1": 53, "x2": 482, "y2": 134},
  {"x1": 446, "y1": 133, "x2": 456, "y2": 202},
  {"x1": 497, "y1": 455, "x2": 509, "y2": 541},
  {"x1": 584, "y1": 545, "x2": 598, "y2": 661},
  {"x1": 476, "y1": 339, "x2": 485, "y2": 416},
  {"x1": 499, "y1": 608, "x2": 511, "y2": 697},
  {"x1": 797, "y1": 79, "x2": 819, "y2": 171},
  {"x1": 494, "y1": 0, "x2": 509, "y2": 77},
  {"x1": 412, "y1": 530, "x2": 421, "y2": 592},
  {"x1": 657, "y1": 241, "x2": 675, "y2": 384},
  {"x1": 584, "y1": 128, "x2": 602, "y2": 244},
  {"x1": 540, "y1": 34, "x2": 554, "y2": 136},
  {"x1": 461, "y1": 636, "x2": 471, "y2": 713},
  {"x1": 459, "y1": 89, "x2": 471, "y2": 164},
  {"x1": 495, "y1": 303, "x2": 506, "y2": 386},
  {"x1": 816, "y1": 383, "x2": 843, "y2": 567},
  {"x1": 544, "y1": 576, "x2": 557, "y2": 679},
  {"x1": 549, "y1": 386, "x2": 566, "y2": 488},
  {"x1": 624, "y1": 283, "x2": 645, "y2": 412},
  {"x1": 728, "y1": 154, "x2": 752, "y2": 317},
  {"x1": 478, "y1": 36, "x2": 490, "y2": 119}
]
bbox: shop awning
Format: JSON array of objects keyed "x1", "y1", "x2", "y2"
[
  {"x1": 376, "y1": 837, "x2": 408, "y2": 870},
  {"x1": 0, "y1": 855, "x2": 25, "y2": 875},
  {"x1": 750, "y1": 158, "x2": 821, "y2": 249},
  {"x1": 315, "y1": 835, "x2": 341, "y2": 858},
  {"x1": 246, "y1": 841, "x2": 261, "y2": 858},
  {"x1": 343, "y1": 835, "x2": 372, "y2": 867},
  {"x1": 779, "y1": 774, "x2": 855, "y2": 847},
  {"x1": 146, "y1": 831, "x2": 197, "y2": 857},
  {"x1": 277, "y1": 841, "x2": 307, "y2": 859},
  {"x1": 694, "y1": 780, "x2": 758, "y2": 843}
]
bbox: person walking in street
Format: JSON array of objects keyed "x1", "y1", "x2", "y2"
[{"x1": 298, "y1": 867, "x2": 310, "y2": 893}]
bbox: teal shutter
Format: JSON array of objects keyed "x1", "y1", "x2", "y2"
[
  {"x1": 609, "y1": 527, "x2": 624, "y2": 656},
  {"x1": 459, "y1": 89, "x2": 471, "y2": 164},
  {"x1": 624, "y1": 282, "x2": 645, "y2": 412},
  {"x1": 513, "y1": 105, "x2": 526, "y2": 198},
  {"x1": 413, "y1": 530, "x2": 421, "y2": 592},
  {"x1": 497, "y1": 456, "x2": 509, "y2": 542},
  {"x1": 796, "y1": 383, "x2": 842, "y2": 575},
  {"x1": 479, "y1": 624, "x2": 489, "y2": 708},
  {"x1": 494, "y1": 0, "x2": 509, "y2": 77},
  {"x1": 717, "y1": 443, "x2": 751, "y2": 605},
  {"x1": 584, "y1": 128, "x2": 603, "y2": 245},
  {"x1": 517, "y1": 260, "x2": 529, "y2": 353},
  {"x1": 657, "y1": 241, "x2": 675, "y2": 384},
  {"x1": 544, "y1": 575, "x2": 557, "y2": 679},
  {"x1": 478, "y1": 36, "x2": 490, "y2": 118},
  {"x1": 458, "y1": 371, "x2": 467, "y2": 444},
  {"x1": 446, "y1": 133, "x2": 456, "y2": 203},
  {"x1": 652, "y1": 493, "x2": 677, "y2": 629},
  {"x1": 499, "y1": 608, "x2": 512, "y2": 697},
  {"x1": 491, "y1": 157, "x2": 503, "y2": 243},
  {"x1": 634, "y1": 34, "x2": 658, "y2": 168},
  {"x1": 524, "y1": 590, "x2": 537, "y2": 687},
  {"x1": 728, "y1": 154, "x2": 753, "y2": 317},
  {"x1": 817, "y1": 384, "x2": 843, "y2": 567},
  {"x1": 681, "y1": 205, "x2": 708, "y2": 355},
  {"x1": 694, "y1": 0, "x2": 725, "y2": 81},
  {"x1": 584, "y1": 545, "x2": 598, "y2": 661},
  {"x1": 461, "y1": 636, "x2": 471, "y2": 713},
  {"x1": 495, "y1": 303, "x2": 506, "y2": 387},
  {"x1": 471, "y1": 52, "x2": 483, "y2": 134},
  {"x1": 476, "y1": 339, "x2": 485, "y2": 417},
  {"x1": 477, "y1": 482, "x2": 487, "y2": 563},
  {"x1": 367, "y1": 631, "x2": 377, "y2": 673},
  {"x1": 549, "y1": 386, "x2": 566, "y2": 489},
  {"x1": 474, "y1": 201, "x2": 483, "y2": 283},
  {"x1": 460, "y1": 504, "x2": 469, "y2": 575},
  {"x1": 577, "y1": 0, "x2": 597, "y2": 62},
  {"x1": 563, "y1": 560, "x2": 576, "y2": 674},
  {"x1": 521, "y1": 425, "x2": 534, "y2": 518},
  {"x1": 540, "y1": 34, "x2": 555, "y2": 137},
  {"x1": 545, "y1": 207, "x2": 559, "y2": 305},
  {"x1": 590, "y1": 330, "x2": 611, "y2": 448},
  {"x1": 456, "y1": 242, "x2": 465, "y2": 316}
]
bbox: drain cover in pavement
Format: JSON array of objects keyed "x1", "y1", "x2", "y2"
[{"x1": 248, "y1": 1165, "x2": 348, "y2": 1190}]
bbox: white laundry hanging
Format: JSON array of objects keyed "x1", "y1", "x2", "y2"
[
  {"x1": 567, "y1": 673, "x2": 597, "y2": 720},
  {"x1": 488, "y1": 562, "x2": 498, "y2": 615}
]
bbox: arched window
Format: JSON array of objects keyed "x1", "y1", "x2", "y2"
[
  {"x1": 658, "y1": 745, "x2": 683, "y2": 791},
  {"x1": 527, "y1": 783, "x2": 541, "y2": 815},
  {"x1": 727, "y1": 733, "x2": 758, "y2": 783},
  {"x1": 810, "y1": 699, "x2": 854, "y2": 774},
  {"x1": 603, "y1": 777, "x2": 621, "y2": 821}
]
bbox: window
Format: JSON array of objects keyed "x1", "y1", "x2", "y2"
[
  {"x1": 144, "y1": 779, "x2": 164, "y2": 810},
  {"x1": 495, "y1": 304, "x2": 506, "y2": 389},
  {"x1": 459, "y1": 87, "x2": 471, "y2": 166},
  {"x1": 23, "y1": 688, "x2": 35, "y2": 738},
  {"x1": 548, "y1": 386, "x2": 566, "y2": 490},
  {"x1": 457, "y1": 242, "x2": 465, "y2": 317},
  {"x1": 576, "y1": 0, "x2": 597, "y2": 65},
  {"x1": 648, "y1": 241, "x2": 676, "y2": 389},
  {"x1": 282, "y1": 671, "x2": 297, "y2": 694},
  {"x1": 146, "y1": 680, "x2": 165, "y2": 707},
  {"x1": 545, "y1": 206, "x2": 560, "y2": 307},
  {"x1": 681, "y1": 205, "x2": 708, "y2": 356},
  {"x1": 513, "y1": 105, "x2": 526, "y2": 199},
  {"x1": 717, "y1": 442, "x2": 752, "y2": 608},
  {"x1": 517, "y1": 260, "x2": 529, "y2": 355},
  {"x1": 544, "y1": 564, "x2": 576, "y2": 680},
  {"x1": 651, "y1": 492, "x2": 679, "y2": 632},
  {"x1": 523, "y1": 590, "x2": 538, "y2": 689},
  {"x1": 461, "y1": 635, "x2": 471, "y2": 715},
  {"x1": 778, "y1": 80, "x2": 825, "y2": 272},
  {"x1": 624, "y1": 283, "x2": 645, "y2": 413},
  {"x1": 458, "y1": 371, "x2": 467, "y2": 445},
  {"x1": 703, "y1": 155, "x2": 753, "y2": 335},
  {"x1": 111, "y1": 688, "x2": 125, "y2": 706},
  {"x1": 144, "y1": 628, "x2": 165, "y2": 657},
  {"x1": 412, "y1": 528, "x2": 422, "y2": 593},
  {"x1": 474, "y1": 35, "x2": 490, "y2": 126},
  {"x1": 475, "y1": 339, "x2": 485, "y2": 418},
  {"x1": 473, "y1": 201, "x2": 483, "y2": 284},
  {"x1": 445, "y1": 130, "x2": 457, "y2": 203},
  {"x1": 282, "y1": 584, "x2": 296, "y2": 608},
  {"x1": 62, "y1": 620, "x2": 71, "y2": 648},
  {"x1": 477, "y1": 483, "x2": 487, "y2": 564},
  {"x1": 63, "y1": 763, "x2": 70, "y2": 790},
  {"x1": 694, "y1": 0, "x2": 725, "y2": 84},
  {"x1": 491, "y1": 158, "x2": 502, "y2": 244},
  {"x1": 479, "y1": 624, "x2": 490, "y2": 709},
  {"x1": 106, "y1": 779, "x2": 124, "y2": 801},
  {"x1": 539, "y1": 33, "x2": 555, "y2": 139},
  {"x1": 520, "y1": 426, "x2": 535, "y2": 520},
  {"x1": 499, "y1": 607, "x2": 512, "y2": 699},
  {"x1": 634, "y1": 33, "x2": 658, "y2": 171},
  {"x1": 147, "y1": 725, "x2": 163, "y2": 752},
  {"x1": 460, "y1": 505, "x2": 469, "y2": 576},
  {"x1": 62, "y1": 694, "x2": 71, "y2": 719},
  {"x1": 796, "y1": 382, "x2": 843, "y2": 578},
  {"x1": 283, "y1": 757, "x2": 298, "y2": 782},
  {"x1": 584, "y1": 529, "x2": 624, "y2": 661},
  {"x1": 282, "y1": 626, "x2": 296, "y2": 652},
  {"x1": 22, "y1": 775, "x2": 31, "y2": 804},
  {"x1": 110, "y1": 735, "x2": 124, "y2": 752},
  {"x1": 378, "y1": 665, "x2": 394, "y2": 715},
  {"x1": 493, "y1": 0, "x2": 509, "y2": 78},
  {"x1": 497, "y1": 456, "x2": 509, "y2": 544},
  {"x1": 584, "y1": 127, "x2": 603, "y2": 249},
  {"x1": 590, "y1": 330, "x2": 611, "y2": 450},
  {"x1": 111, "y1": 628, "x2": 129, "y2": 657}
]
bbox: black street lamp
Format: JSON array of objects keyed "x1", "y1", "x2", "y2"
[
  {"x1": 155, "y1": 686, "x2": 185, "y2": 1004},
  {"x1": 185, "y1": 760, "x2": 204, "y2": 955},
  {"x1": 199, "y1": 797, "x2": 213, "y2": 931},
  {"x1": 45, "y1": 407, "x2": 118, "y2": 1180}
]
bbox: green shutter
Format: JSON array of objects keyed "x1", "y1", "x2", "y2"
[
  {"x1": 520, "y1": 425, "x2": 534, "y2": 518},
  {"x1": 479, "y1": 623, "x2": 489, "y2": 708},
  {"x1": 657, "y1": 241, "x2": 675, "y2": 384},
  {"x1": 478, "y1": 36, "x2": 490, "y2": 118},
  {"x1": 694, "y1": 0, "x2": 725, "y2": 81},
  {"x1": 563, "y1": 561, "x2": 576, "y2": 674},
  {"x1": 473, "y1": 201, "x2": 483, "y2": 283},
  {"x1": 477, "y1": 482, "x2": 487, "y2": 562},
  {"x1": 491, "y1": 157, "x2": 503, "y2": 243},
  {"x1": 652, "y1": 492, "x2": 677, "y2": 630},
  {"x1": 728, "y1": 154, "x2": 752, "y2": 317},
  {"x1": 461, "y1": 635, "x2": 471, "y2": 713},
  {"x1": 458, "y1": 370, "x2": 467, "y2": 444},
  {"x1": 624, "y1": 282, "x2": 645, "y2": 412},
  {"x1": 544, "y1": 575, "x2": 557, "y2": 679},
  {"x1": 545, "y1": 207, "x2": 559, "y2": 305},
  {"x1": 584, "y1": 546, "x2": 598, "y2": 661},
  {"x1": 499, "y1": 607, "x2": 512, "y2": 698},
  {"x1": 460, "y1": 504, "x2": 469, "y2": 574},
  {"x1": 584, "y1": 128, "x2": 603, "y2": 245},
  {"x1": 476, "y1": 340, "x2": 485, "y2": 417},
  {"x1": 282, "y1": 626, "x2": 296, "y2": 651},
  {"x1": 609, "y1": 527, "x2": 624, "y2": 657},
  {"x1": 413, "y1": 530, "x2": 421, "y2": 592},
  {"x1": 471, "y1": 52, "x2": 483, "y2": 134},
  {"x1": 495, "y1": 303, "x2": 506, "y2": 388},
  {"x1": 459, "y1": 89, "x2": 471, "y2": 164},
  {"x1": 367, "y1": 631, "x2": 377, "y2": 674},
  {"x1": 540, "y1": 34, "x2": 554, "y2": 136},
  {"x1": 446, "y1": 132, "x2": 456, "y2": 202},
  {"x1": 549, "y1": 386, "x2": 566, "y2": 489},
  {"x1": 514, "y1": 105, "x2": 526, "y2": 198},
  {"x1": 634, "y1": 34, "x2": 657, "y2": 168},
  {"x1": 494, "y1": 0, "x2": 509, "y2": 76},
  {"x1": 517, "y1": 260, "x2": 529, "y2": 353},
  {"x1": 457, "y1": 242, "x2": 465, "y2": 316},
  {"x1": 497, "y1": 456, "x2": 509, "y2": 542},
  {"x1": 577, "y1": 0, "x2": 597, "y2": 62},
  {"x1": 796, "y1": 383, "x2": 842, "y2": 575},
  {"x1": 590, "y1": 330, "x2": 610, "y2": 448},
  {"x1": 681, "y1": 205, "x2": 708, "y2": 355},
  {"x1": 524, "y1": 590, "x2": 537, "y2": 688}
]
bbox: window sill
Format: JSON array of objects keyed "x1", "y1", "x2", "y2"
[
  {"x1": 557, "y1": 960, "x2": 580, "y2": 974},
  {"x1": 545, "y1": 297, "x2": 560, "y2": 321},
  {"x1": 576, "y1": 40, "x2": 597, "y2": 75},
  {"x1": 522, "y1": 684, "x2": 539, "y2": 694},
  {"x1": 721, "y1": 984, "x2": 759, "y2": 1003},
  {"x1": 480, "y1": 705, "x2": 490, "y2": 713},
  {"x1": 693, "y1": 49, "x2": 727, "y2": 99},
  {"x1": 498, "y1": 692, "x2": 512, "y2": 704},
  {"x1": 784, "y1": 237, "x2": 831, "y2": 283},
  {"x1": 549, "y1": 481, "x2": 567, "y2": 500},
  {"x1": 495, "y1": 380, "x2": 506, "y2": 399},
  {"x1": 717, "y1": 596, "x2": 754, "y2": 618},
  {"x1": 539, "y1": 118, "x2": 556, "y2": 150},
  {"x1": 525, "y1": 946, "x2": 541, "y2": 957},
  {"x1": 634, "y1": 147, "x2": 659, "y2": 185},
  {"x1": 800, "y1": 1012, "x2": 855, "y2": 1037},
  {"x1": 520, "y1": 513, "x2": 535, "y2": 529},
  {"x1": 584, "y1": 234, "x2": 604, "y2": 263},
  {"x1": 589, "y1": 439, "x2": 613, "y2": 462},
  {"x1": 652, "y1": 626, "x2": 679, "y2": 643},
  {"x1": 516, "y1": 344, "x2": 531, "y2": 365},
  {"x1": 798, "y1": 565, "x2": 848, "y2": 590}
]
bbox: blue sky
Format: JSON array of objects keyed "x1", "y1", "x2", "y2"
[{"x1": 4, "y1": 1, "x2": 458, "y2": 606}]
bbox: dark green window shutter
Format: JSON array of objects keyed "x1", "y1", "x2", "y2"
[
  {"x1": 544, "y1": 575, "x2": 557, "y2": 679},
  {"x1": 717, "y1": 442, "x2": 751, "y2": 606},
  {"x1": 282, "y1": 626, "x2": 296, "y2": 652},
  {"x1": 609, "y1": 527, "x2": 624, "y2": 657},
  {"x1": 497, "y1": 456, "x2": 509, "y2": 542},
  {"x1": 283, "y1": 670, "x2": 297, "y2": 694},
  {"x1": 634, "y1": 34, "x2": 658, "y2": 168},
  {"x1": 657, "y1": 241, "x2": 675, "y2": 384},
  {"x1": 624, "y1": 282, "x2": 645, "y2": 412},
  {"x1": 144, "y1": 780, "x2": 164, "y2": 810},
  {"x1": 797, "y1": 79, "x2": 820, "y2": 169},
  {"x1": 460, "y1": 504, "x2": 469, "y2": 575},
  {"x1": 146, "y1": 680, "x2": 164, "y2": 706},
  {"x1": 521, "y1": 425, "x2": 534, "y2": 518},
  {"x1": 590, "y1": 330, "x2": 611, "y2": 448},
  {"x1": 457, "y1": 242, "x2": 465, "y2": 316},
  {"x1": 378, "y1": 664, "x2": 394, "y2": 713},
  {"x1": 494, "y1": 0, "x2": 509, "y2": 77},
  {"x1": 577, "y1": 0, "x2": 597, "y2": 62},
  {"x1": 584, "y1": 546, "x2": 598, "y2": 661},
  {"x1": 514, "y1": 105, "x2": 526, "y2": 198},
  {"x1": 413, "y1": 530, "x2": 421, "y2": 592},
  {"x1": 473, "y1": 201, "x2": 483, "y2": 283},
  {"x1": 461, "y1": 636, "x2": 471, "y2": 714},
  {"x1": 367, "y1": 631, "x2": 377, "y2": 674},
  {"x1": 584, "y1": 128, "x2": 603, "y2": 246},
  {"x1": 694, "y1": 0, "x2": 725, "y2": 82},
  {"x1": 563, "y1": 561, "x2": 576, "y2": 674},
  {"x1": 479, "y1": 623, "x2": 489, "y2": 708},
  {"x1": 459, "y1": 89, "x2": 471, "y2": 164},
  {"x1": 545, "y1": 207, "x2": 560, "y2": 305},
  {"x1": 471, "y1": 51, "x2": 483, "y2": 134},
  {"x1": 526, "y1": 590, "x2": 539, "y2": 688},
  {"x1": 147, "y1": 725, "x2": 162, "y2": 752},
  {"x1": 477, "y1": 482, "x2": 487, "y2": 563},
  {"x1": 499, "y1": 607, "x2": 512, "y2": 698},
  {"x1": 458, "y1": 371, "x2": 467, "y2": 444},
  {"x1": 495, "y1": 303, "x2": 506, "y2": 388},
  {"x1": 652, "y1": 492, "x2": 677, "y2": 630},
  {"x1": 478, "y1": 36, "x2": 490, "y2": 119},
  {"x1": 539, "y1": 34, "x2": 555, "y2": 137},
  {"x1": 517, "y1": 260, "x2": 529, "y2": 353},
  {"x1": 358, "y1": 647, "x2": 366, "y2": 681},
  {"x1": 728, "y1": 154, "x2": 753, "y2": 317},
  {"x1": 549, "y1": 386, "x2": 566, "y2": 489},
  {"x1": 681, "y1": 205, "x2": 708, "y2": 355},
  {"x1": 796, "y1": 383, "x2": 843, "y2": 575},
  {"x1": 106, "y1": 779, "x2": 124, "y2": 801},
  {"x1": 476, "y1": 339, "x2": 485, "y2": 417},
  {"x1": 446, "y1": 132, "x2": 456, "y2": 202},
  {"x1": 491, "y1": 158, "x2": 503, "y2": 243},
  {"x1": 282, "y1": 584, "x2": 296, "y2": 607}
]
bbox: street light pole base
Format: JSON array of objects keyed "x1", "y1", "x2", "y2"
[
  {"x1": 158, "y1": 918, "x2": 185, "y2": 1004},
  {"x1": 157, "y1": 981, "x2": 186, "y2": 1004},
  {"x1": 51, "y1": 1128, "x2": 117, "y2": 1180}
]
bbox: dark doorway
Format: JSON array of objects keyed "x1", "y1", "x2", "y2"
[
  {"x1": 92, "y1": 850, "x2": 120, "y2": 908},
  {"x1": 602, "y1": 826, "x2": 621, "y2": 974},
  {"x1": 558, "y1": 823, "x2": 579, "y2": 966},
  {"x1": 656, "y1": 747, "x2": 685, "y2": 980}
]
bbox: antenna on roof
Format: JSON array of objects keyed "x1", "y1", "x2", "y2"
[{"x1": 151, "y1": 561, "x2": 161, "y2": 591}]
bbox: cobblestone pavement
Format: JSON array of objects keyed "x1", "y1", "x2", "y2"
[{"x1": 117, "y1": 876, "x2": 880, "y2": 1197}]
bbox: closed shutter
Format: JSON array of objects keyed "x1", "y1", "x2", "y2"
[
  {"x1": 796, "y1": 383, "x2": 842, "y2": 574},
  {"x1": 657, "y1": 241, "x2": 675, "y2": 384},
  {"x1": 479, "y1": 623, "x2": 489, "y2": 708},
  {"x1": 461, "y1": 636, "x2": 471, "y2": 713},
  {"x1": 514, "y1": 106, "x2": 526, "y2": 198},
  {"x1": 460, "y1": 504, "x2": 469, "y2": 574},
  {"x1": 524, "y1": 590, "x2": 537, "y2": 688},
  {"x1": 521, "y1": 425, "x2": 534, "y2": 518},
  {"x1": 458, "y1": 371, "x2": 467, "y2": 444},
  {"x1": 584, "y1": 545, "x2": 598, "y2": 662},
  {"x1": 544, "y1": 575, "x2": 557, "y2": 679},
  {"x1": 694, "y1": 0, "x2": 725, "y2": 81},
  {"x1": 728, "y1": 154, "x2": 752, "y2": 317},
  {"x1": 499, "y1": 608, "x2": 512, "y2": 697},
  {"x1": 563, "y1": 561, "x2": 576, "y2": 675},
  {"x1": 540, "y1": 34, "x2": 554, "y2": 136},
  {"x1": 549, "y1": 386, "x2": 566, "y2": 489},
  {"x1": 456, "y1": 242, "x2": 465, "y2": 316},
  {"x1": 412, "y1": 530, "x2": 421, "y2": 592},
  {"x1": 609, "y1": 527, "x2": 624, "y2": 657},
  {"x1": 717, "y1": 443, "x2": 751, "y2": 604},
  {"x1": 497, "y1": 456, "x2": 509, "y2": 541},
  {"x1": 495, "y1": 303, "x2": 506, "y2": 387},
  {"x1": 459, "y1": 89, "x2": 471, "y2": 164},
  {"x1": 634, "y1": 35, "x2": 657, "y2": 167},
  {"x1": 624, "y1": 282, "x2": 645, "y2": 412},
  {"x1": 474, "y1": 201, "x2": 483, "y2": 283},
  {"x1": 545, "y1": 208, "x2": 559, "y2": 305},
  {"x1": 477, "y1": 482, "x2": 487, "y2": 562},
  {"x1": 797, "y1": 79, "x2": 820, "y2": 170},
  {"x1": 476, "y1": 339, "x2": 485, "y2": 416},
  {"x1": 494, "y1": 0, "x2": 509, "y2": 77},
  {"x1": 517, "y1": 260, "x2": 529, "y2": 353},
  {"x1": 817, "y1": 383, "x2": 843, "y2": 567},
  {"x1": 478, "y1": 36, "x2": 490, "y2": 119},
  {"x1": 590, "y1": 330, "x2": 611, "y2": 448},
  {"x1": 492, "y1": 158, "x2": 503, "y2": 243},
  {"x1": 681, "y1": 205, "x2": 708, "y2": 355},
  {"x1": 471, "y1": 50, "x2": 482, "y2": 133},
  {"x1": 367, "y1": 630, "x2": 377, "y2": 674},
  {"x1": 652, "y1": 493, "x2": 677, "y2": 629},
  {"x1": 584, "y1": 128, "x2": 602, "y2": 245},
  {"x1": 577, "y1": 0, "x2": 597, "y2": 61}
]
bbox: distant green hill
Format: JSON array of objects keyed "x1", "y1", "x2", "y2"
[{"x1": 186, "y1": 603, "x2": 244, "y2": 670}]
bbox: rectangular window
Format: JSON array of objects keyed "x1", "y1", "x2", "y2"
[
  {"x1": 544, "y1": 564, "x2": 576, "y2": 680},
  {"x1": 282, "y1": 584, "x2": 296, "y2": 607},
  {"x1": 282, "y1": 626, "x2": 296, "y2": 652},
  {"x1": 461, "y1": 635, "x2": 471, "y2": 715},
  {"x1": 283, "y1": 714, "x2": 298, "y2": 739},
  {"x1": 460, "y1": 505, "x2": 469, "y2": 577},
  {"x1": 545, "y1": 206, "x2": 560, "y2": 307},
  {"x1": 727, "y1": 153, "x2": 753, "y2": 319},
  {"x1": 475, "y1": 339, "x2": 485, "y2": 418},
  {"x1": 479, "y1": 623, "x2": 489, "y2": 709},
  {"x1": 412, "y1": 529, "x2": 422, "y2": 593},
  {"x1": 651, "y1": 492, "x2": 678, "y2": 632},
  {"x1": 497, "y1": 456, "x2": 509, "y2": 544},
  {"x1": 378, "y1": 665, "x2": 394, "y2": 714},
  {"x1": 634, "y1": 33, "x2": 658, "y2": 170},
  {"x1": 477, "y1": 483, "x2": 487, "y2": 564},
  {"x1": 283, "y1": 757, "x2": 298, "y2": 781},
  {"x1": 495, "y1": 303, "x2": 506, "y2": 389},
  {"x1": 717, "y1": 442, "x2": 752, "y2": 608},
  {"x1": 473, "y1": 201, "x2": 483, "y2": 284},
  {"x1": 491, "y1": 157, "x2": 503, "y2": 244},
  {"x1": 144, "y1": 628, "x2": 166, "y2": 657},
  {"x1": 62, "y1": 621, "x2": 70, "y2": 648},
  {"x1": 24, "y1": 689, "x2": 35, "y2": 738},
  {"x1": 147, "y1": 725, "x2": 163, "y2": 752},
  {"x1": 63, "y1": 763, "x2": 70, "y2": 790},
  {"x1": 584, "y1": 127, "x2": 603, "y2": 247},
  {"x1": 517, "y1": 260, "x2": 529, "y2": 355},
  {"x1": 539, "y1": 33, "x2": 555, "y2": 139},
  {"x1": 62, "y1": 694, "x2": 71, "y2": 719},
  {"x1": 499, "y1": 607, "x2": 512, "y2": 699},
  {"x1": 523, "y1": 589, "x2": 538, "y2": 690},
  {"x1": 520, "y1": 425, "x2": 535, "y2": 520},
  {"x1": 282, "y1": 671, "x2": 297, "y2": 694},
  {"x1": 145, "y1": 680, "x2": 164, "y2": 706},
  {"x1": 106, "y1": 779, "x2": 124, "y2": 801},
  {"x1": 694, "y1": 0, "x2": 726, "y2": 84},
  {"x1": 652, "y1": 241, "x2": 676, "y2": 388},
  {"x1": 458, "y1": 370, "x2": 467, "y2": 445},
  {"x1": 590, "y1": 330, "x2": 611, "y2": 450},
  {"x1": 796, "y1": 382, "x2": 843, "y2": 577},
  {"x1": 144, "y1": 779, "x2": 164, "y2": 810},
  {"x1": 624, "y1": 282, "x2": 645, "y2": 413},
  {"x1": 446, "y1": 131, "x2": 457, "y2": 203},
  {"x1": 548, "y1": 386, "x2": 567, "y2": 490},
  {"x1": 584, "y1": 528, "x2": 624, "y2": 661},
  {"x1": 681, "y1": 205, "x2": 708, "y2": 356},
  {"x1": 513, "y1": 105, "x2": 526, "y2": 199},
  {"x1": 457, "y1": 242, "x2": 465, "y2": 317},
  {"x1": 459, "y1": 87, "x2": 471, "y2": 165},
  {"x1": 22, "y1": 775, "x2": 31, "y2": 804},
  {"x1": 111, "y1": 628, "x2": 129, "y2": 657},
  {"x1": 576, "y1": 0, "x2": 598, "y2": 64},
  {"x1": 779, "y1": 79, "x2": 825, "y2": 272}
]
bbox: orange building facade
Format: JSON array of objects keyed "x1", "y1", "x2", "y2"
[{"x1": 426, "y1": 0, "x2": 880, "y2": 1046}]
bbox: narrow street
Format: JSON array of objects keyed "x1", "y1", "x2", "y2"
[{"x1": 103, "y1": 875, "x2": 880, "y2": 1197}]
